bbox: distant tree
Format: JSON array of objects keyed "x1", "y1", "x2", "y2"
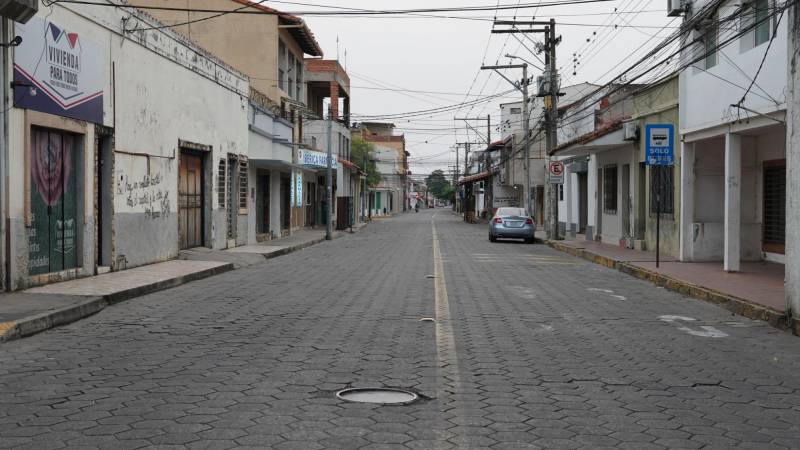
[
  {"x1": 351, "y1": 136, "x2": 381, "y2": 187},
  {"x1": 426, "y1": 169, "x2": 454, "y2": 200}
]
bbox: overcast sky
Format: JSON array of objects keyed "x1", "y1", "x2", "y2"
[{"x1": 276, "y1": 0, "x2": 676, "y2": 178}]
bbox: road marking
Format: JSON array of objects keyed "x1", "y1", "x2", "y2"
[
  {"x1": 658, "y1": 315, "x2": 729, "y2": 338},
  {"x1": 587, "y1": 288, "x2": 627, "y2": 301},
  {"x1": 431, "y1": 215, "x2": 464, "y2": 447}
]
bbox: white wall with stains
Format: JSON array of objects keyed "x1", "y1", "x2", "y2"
[{"x1": 5, "y1": 1, "x2": 249, "y2": 288}]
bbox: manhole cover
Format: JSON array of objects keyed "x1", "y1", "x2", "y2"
[{"x1": 336, "y1": 388, "x2": 419, "y2": 405}]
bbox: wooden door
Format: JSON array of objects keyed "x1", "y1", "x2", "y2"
[{"x1": 179, "y1": 152, "x2": 203, "y2": 249}]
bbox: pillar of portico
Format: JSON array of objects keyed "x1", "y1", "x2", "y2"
[
  {"x1": 724, "y1": 133, "x2": 741, "y2": 272},
  {"x1": 679, "y1": 141, "x2": 695, "y2": 262}
]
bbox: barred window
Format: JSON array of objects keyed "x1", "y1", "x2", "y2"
[
  {"x1": 218, "y1": 159, "x2": 226, "y2": 208},
  {"x1": 239, "y1": 157, "x2": 248, "y2": 212},
  {"x1": 603, "y1": 165, "x2": 617, "y2": 215},
  {"x1": 650, "y1": 165, "x2": 675, "y2": 215}
]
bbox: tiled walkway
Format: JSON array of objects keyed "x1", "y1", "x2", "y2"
[{"x1": 559, "y1": 238, "x2": 785, "y2": 312}]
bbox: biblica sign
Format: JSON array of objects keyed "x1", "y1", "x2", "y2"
[
  {"x1": 298, "y1": 148, "x2": 338, "y2": 169},
  {"x1": 13, "y1": 17, "x2": 105, "y2": 124}
]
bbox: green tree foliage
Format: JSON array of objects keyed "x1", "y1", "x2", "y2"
[
  {"x1": 426, "y1": 169, "x2": 454, "y2": 200},
  {"x1": 351, "y1": 136, "x2": 382, "y2": 187}
]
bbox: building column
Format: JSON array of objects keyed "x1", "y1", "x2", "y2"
[
  {"x1": 330, "y1": 81, "x2": 339, "y2": 120},
  {"x1": 565, "y1": 167, "x2": 573, "y2": 237},
  {"x1": 786, "y1": 2, "x2": 800, "y2": 329},
  {"x1": 679, "y1": 141, "x2": 695, "y2": 261},
  {"x1": 724, "y1": 133, "x2": 741, "y2": 272}
]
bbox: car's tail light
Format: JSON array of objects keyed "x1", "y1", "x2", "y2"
[
  {"x1": 525, "y1": 218, "x2": 534, "y2": 224},
  {"x1": 494, "y1": 217, "x2": 502, "y2": 223}
]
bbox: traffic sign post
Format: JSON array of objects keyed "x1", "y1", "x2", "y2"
[
  {"x1": 645, "y1": 124, "x2": 675, "y2": 268},
  {"x1": 548, "y1": 161, "x2": 565, "y2": 184}
]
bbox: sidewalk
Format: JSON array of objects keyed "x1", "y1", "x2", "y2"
[
  {"x1": 0, "y1": 222, "x2": 368, "y2": 342},
  {"x1": 180, "y1": 228, "x2": 330, "y2": 268},
  {"x1": 546, "y1": 237, "x2": 792, "y2": 333}
]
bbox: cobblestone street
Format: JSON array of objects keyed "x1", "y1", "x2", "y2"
[{"x1": 1, "y1": 210, "x2": 799, "y2": 449}]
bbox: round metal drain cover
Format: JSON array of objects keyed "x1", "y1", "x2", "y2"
[{"x1": 336, "y1": 388, "x2": 418, "y2": 405}]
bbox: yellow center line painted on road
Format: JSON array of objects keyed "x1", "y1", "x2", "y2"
[{"x1": 431, "y1": 214, "x2": 464, "y2": 448}]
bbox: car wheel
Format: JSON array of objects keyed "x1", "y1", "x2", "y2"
[
  {"x1": 489, "y1": 235, "x2": 497, "y2": 242},
  {"x1": 524, "y1": 237, "x2": 534, "y2": 244}
]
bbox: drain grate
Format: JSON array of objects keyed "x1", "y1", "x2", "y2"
[{"x1": 336, "y1": 388, "x2": 419, "y2": 405}]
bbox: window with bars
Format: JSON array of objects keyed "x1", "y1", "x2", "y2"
[
  {"x1": 217, "y1": 159, "x2": 226, "y2": 208},
  {"x1": 239, "y1": 157, "x2": 248, "y2": 213},
  {"x1": 650, "y1": 165, "x2": 675, "y2": 215},
  {"x1": 603, "y1": 165, "x2": 617, "y2": 215},
  {"x1": 763, "y1": 160, "x2": 785, "y2": 252}
]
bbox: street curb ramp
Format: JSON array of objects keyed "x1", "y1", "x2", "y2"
[
  {"x1": 0, "y1": 263, "x2": 233, "y2": 343},
  {"x1": 546, "y1": 240, "x2": 795, "y2": 336}
]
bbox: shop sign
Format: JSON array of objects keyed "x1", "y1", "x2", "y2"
[
  {"x1": 13, "y1": 17, "x2": 106, "y2": 124},
  {"x1": 295, "y1": 171, "x2": 303, "y2": 207},
  {"x1": 299, "y1": 148, "x2": 338, "y2": 169}
]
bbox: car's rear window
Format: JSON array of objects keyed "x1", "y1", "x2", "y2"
[{"x1": 497, "y1": 208, "x2": 526, "y2": 216}]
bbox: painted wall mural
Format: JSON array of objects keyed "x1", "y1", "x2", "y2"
[{"x1": 28, "y1": 128, "x2": 79, "y2": 275}]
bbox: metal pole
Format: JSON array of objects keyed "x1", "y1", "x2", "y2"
[
  {"x1": 326, "y1": 106, "x2": 333, "y2": 240},
  {"x1": 656, "y1": 167, "x2": 661, "y2": 268},
  {"x1": 522, "y1": 64, "x2": 531, "y2": 217},
  {"x1": 487, "y1": 114, "x2": 491, "y2": 144},
  {"x1": 464, "y1": 142, "x2": 470, "y2": 222},
  {"x1": 455, "y1": 146, "x2": 460, "y2": 212}
]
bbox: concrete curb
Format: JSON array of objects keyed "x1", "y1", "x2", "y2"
[
  {"x1": 261, "y1": 238, "x2": 327, "y2": 261},
  {"x1": 0, "y1": 263, "x2": 234, "y2": 343},
  {"x1": 545, "y1": 240, "x2": 794, "y2": 335},
  {"x1": 0, "y1": 297, "x2": 107, "y2": 342}
]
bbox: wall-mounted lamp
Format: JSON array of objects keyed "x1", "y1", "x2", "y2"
[
  {"x1": 0, "y1": 36, "x2": 22, "y2": 48},
  {"x1": 11, "y1": 81, "x2": 36, "y2": 97}
]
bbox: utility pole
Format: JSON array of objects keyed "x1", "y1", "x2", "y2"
[
  {"x1": 480, "y1": 63, "x2": 530, "y2": 216},
  {"x1": 786, "y1": 2, "x2": 799, "y2": 332},
  {"x1": 545, "y1": 20, "x2": 560, "y2": 240},
  {"x1": 492, "y1": 19, "x2": 560, "y2": 238},
  {"x1": 326, "y1": 105, "x2": 333, "y2": 240}
]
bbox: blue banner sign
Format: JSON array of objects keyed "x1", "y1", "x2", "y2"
[{"x1": 645, "y1": 124, "x2": 675, "y2": 166}]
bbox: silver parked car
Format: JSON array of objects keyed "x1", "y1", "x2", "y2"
[{"x1": 489, "y1": 207, "x2": 536, "y2": 243}]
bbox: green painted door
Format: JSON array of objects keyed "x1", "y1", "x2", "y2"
[
  {"x1": 376, "y1": 192, "x2": 382, "y2": 210},
  {"x1": 29, "y1": 128, "x2": 79, "y2": 275}
]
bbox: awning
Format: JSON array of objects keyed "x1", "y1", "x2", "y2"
[
  {"x1": 249, "y1": 159, "x2": 305, "y2": 171},
  {"x1": 458, "y1": 171, "x2": 491, "y2": 185},
  {"x1": 549, "y1": 121, "x2": 629, "y2": 157}
]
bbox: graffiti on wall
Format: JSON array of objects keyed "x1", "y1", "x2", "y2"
[{"x1": 116, "y1": 171, "x2": 171, "y2": 220}]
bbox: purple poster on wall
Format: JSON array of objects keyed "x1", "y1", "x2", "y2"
[{"x1": 13, "y1": 16, "x2": 105, "y2": 124}]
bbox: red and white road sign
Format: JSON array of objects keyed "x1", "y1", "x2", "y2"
[{"x1": 549, "y1": 161, "x2": 565, "y2": 177}]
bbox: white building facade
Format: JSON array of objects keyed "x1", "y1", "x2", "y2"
[
  {"x1": 5, "y1": 1, "x2": 249, "y2": 289},
  {"x1": 678, "y1": 0, "x2": 788, "y2": 270}
]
